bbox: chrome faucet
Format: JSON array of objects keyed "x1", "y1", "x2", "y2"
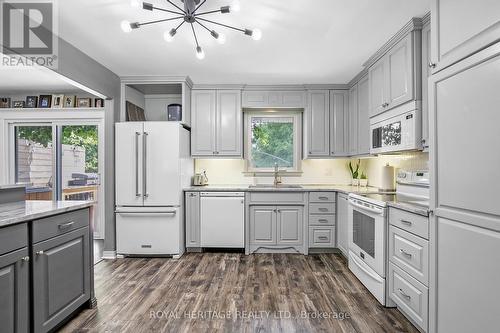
[{"x1": 274, "y1": 163, "x2": 282, "y2": 186}]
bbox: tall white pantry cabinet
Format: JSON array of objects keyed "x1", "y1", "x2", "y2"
[{"x1": 428, "y1": 1, "x2": 500, "y2": 332}]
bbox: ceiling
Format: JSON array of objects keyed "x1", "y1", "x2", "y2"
[{"x1": 57, "y1": 0, "x2": 430, "y2": 84}]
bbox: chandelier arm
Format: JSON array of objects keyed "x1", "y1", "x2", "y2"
[
  {"x1": 139, "y1": 16, "x2": 184, "y2": 27},
  {"x1": 194, "y1": 9, "x2": 223, "y2": 16},
  {"x1": 174, "y1": 20, "x2": 186, "y2": 31},
  {"x1": 165, "y1": 0, "x2": 186, "y2": 14},
  {"x1": 190, "y1": 23, "x2": 200, "y2": 48},
  {"x1": 152, "y1": 6, "x2": 184, "y2": 15},
  {"x1": 192, "y1": 0, "x2": 207, "y2": 14},
  {"x1": 195, "y1": 20, "x2": 212, "y2": 34},
  {"x1": 196, "y1": 17, "x2": 245, "y2": 33}
]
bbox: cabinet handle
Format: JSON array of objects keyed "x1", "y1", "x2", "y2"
[
  {"x1": 428, "y1": 62, "x2": 437, "y2": 69},
  {"x1": 135, "y1": 132, "x2": 141, "y2": 197},
  {"x1": 318, "y1": 196, "x2": 329, "y2": 200},
  {"x1": 318, "y1": 219, "x2": 328, "y2": 223},
  {"x1": 421, "y1": 139, "x2": 426, "y2": 144},
  {"x1": 399, "y1": 249, "x2": 412, "y2": 258},
  {"x1": 277, "y1": 209, "x2": 281, "y2": 213},
  {"x1": 36, "y1": 250, "x2": 44, "y2": 256},
  {"x1": 400, "y1": 219, "x2": 412, "y2": 226},
  {"x1": 21, "y1": 256, "x2": 30, "y2": 262},
  {"x1": 398, "y1": 288, "x2": 411, "y2": 300},
  {"x1": 319, "y1": 208, "x2": 328, "y2": 212},
  {"x1": 143, "y1": 132, "x2": 149, "y2": 198},
  {"x1": 382, "y1": 102, "x2": 389, "y2": 107},
  {"x1": 318, "y1": 236, "x2": 328, "y2": 240},
  {"x1": 189, "y1": 193, "x2": 195, "y2": 197},
  {"x1": 58, "y1": 221, "x2": 74, "y2": 230}
]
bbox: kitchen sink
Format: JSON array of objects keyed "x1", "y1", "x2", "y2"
[{"x1": 248, "y1": 184, "x2": 303, "y2": 189}]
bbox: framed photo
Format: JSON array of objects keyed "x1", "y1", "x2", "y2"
[
  {"x1": 38, "y1": 95, "x2": 52, "y2": 108},
  {"x1": 0, "y1": 97, "x2": 11, "y2": 108},
  {"x1": 26, "y1": 96, "x2": 38, "y2": 108},
  {"x1": 13, "y1": 101, "x2": 25, "y2": 108},
  {"x1": 52, "y1": 94, "x2": 64, "y2": 108},
  {"x1": 94, "y1": 98, "x2": 105, "y2": 108},
  {"x1": 63, "y1": 95, "x2": 76, "y2": 108},
  {"x1": 77, "y1": 98, "x2": 92, "y2": 108}
]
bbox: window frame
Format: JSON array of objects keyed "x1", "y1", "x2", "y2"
[{"x1": 243, "y1": 110, "x2": 303, "y2": 174}]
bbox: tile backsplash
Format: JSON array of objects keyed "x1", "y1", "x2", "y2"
[{"x1": 194, "y1": 151, "x2": 429, "y2": 188}]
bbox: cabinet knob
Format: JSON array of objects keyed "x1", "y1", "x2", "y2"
[
  {"x1": 421, "y1": 139, "x2": 426, "y2": 144},
  {"x1": 382, "y1": 102, "x2": 389, "y2": 107},
  {"x1": 428, "y1": 62, "x2": 437, "y2": 69},
  {"x1": 36, "y1": 250, "x2": 44, "y2": 256},
  {"x1": 21, "y1": 256, "x2": 30, "y2": 262}
]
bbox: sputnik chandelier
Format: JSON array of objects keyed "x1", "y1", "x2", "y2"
[{"x1": 121, "y1": 0, "x2": 262, "y2": 59}]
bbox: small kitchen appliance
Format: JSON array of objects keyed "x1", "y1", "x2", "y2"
[
  {"x1": 193, "y1": 171, "x2": 208, "y2": 186},
  {"x1": 167, "y1": 104, "x2": 182, "y2": 121}
]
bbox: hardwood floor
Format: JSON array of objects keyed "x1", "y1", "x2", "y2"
[{"x1": 60, "y1": 253, "x2": 418, "y2": 333}]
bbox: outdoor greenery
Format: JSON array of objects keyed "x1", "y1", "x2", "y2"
[
  {"x1": 251, "y1": 119, "x2": 294, "y2": 168},
  {"x1": 17, "y1": 125, "x2": 98, "y2": 173}
]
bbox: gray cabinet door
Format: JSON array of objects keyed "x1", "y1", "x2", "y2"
[
  {"x1": 336, "y1": 194, "x2": 349, "y2": 257},
  {"x1": 386, "y1": 34, "x2": 414, "y2": 109},
  {"x1": 357, "y1": 75, "x2": 370, "y2": 155},
  {"x1": 421, "y1": 22, "x2": 431, "y2": 149},
  {"x1": 431, "y1": 0, "x2": 500, "y2": 73},
  {"x1": 191, "y1": 90, "x2": 217, "y2": 156},
  {"x1": 276, "y1": 206, "x2": 303, "y2": 245},
  {"x1": 249, "y1": 206, "x2": 276, "y2": 245},
  {"x1": 0, "y1": 248, "x2": 29, "y2": 333},
  {"x1": 185, "y1": 192, "x2": 200, "y2": 247},
  {"x1": 216, "y1": 90, "x2": 242, "y2": 157},
  {"x1": 33, "y1": 227, "x2": 90, "y2": 333},
  {"x1": 329, "y1": 90, "x2": 349, "y2": 157},
  {"x1": 348, "y1": 85, "x2": 358, "y2": 156},
  {"x1": 307, "y1": 90, "x2": 330, "y2": 157},
  {"x1": 369, "y1": 57, "x2": 387, "y2": 117}
]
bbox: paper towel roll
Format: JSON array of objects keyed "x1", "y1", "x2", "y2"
[{"x1": 381, "y1": 164, "x2": 395, "y2": 191}]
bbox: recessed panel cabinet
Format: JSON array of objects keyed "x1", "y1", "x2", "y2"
[
  {"x1": 242, "y1": 91, "x2": 305, "y2": 108},
  {"x1": 336, "y1": 193, "x2": 349, "y2": 257},
  {"x1": 357, "y1": 75, "x2": 370, "y2": 155},
  {"x1": 191, "y1": 90, "x2": 242, "y2": 157},
  {"x1": 185, "y1": 192, "x2": 200, "y2": 248},
  {"x1": 329, "y1": 90, "x2": 349, "y2": 157},
  {"x1": 307, "y1": 90, "x2": 330, "y2": 157},
  {"x1": 421, "y1": 21, "x2": 431, "y2": 150},
  {"x1": 348, "y1": 85, "x2": 358, "y2": 155}
]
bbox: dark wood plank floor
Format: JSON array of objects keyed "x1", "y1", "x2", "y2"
[{"x1": 59, "y1": 253, "x2": 418, "y2": 333}]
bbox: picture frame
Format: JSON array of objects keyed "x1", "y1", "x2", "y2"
[
  {"x1": 0, "y1": 97, "x2": 11, "y2": 108},
  {"x1": 38, "y1": 95, "x2": 52, "y2": 108},
  {"x1": 63, "y1": 95, "x2": 76, "y2": 108},
  {"x1": 94, "y1": 98, "x2": 105, "y2": 108},
  {"x1": 13, "y1": 101, "x2": 25, "y2": 108},
  {"x1": 77, "y1": 98, "x2": 92, "y2": 108},
  {"x1": 52, "y1": 94, "x2": 64, "y2": 108},
  {"x1": 26, "y1": 96, "x2": 38, "y2": 108}
]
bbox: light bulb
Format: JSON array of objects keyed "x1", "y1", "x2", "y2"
[
  {"x1": 130, "y1": 0, "x2": 140, "y2": 8},
  {"x1": 121, "y1": 20, "x2": 132, "y2": 33},
  {"x1": 231, "y1": 0, "x2": 241, "y2": 12},
  {"x1": 252, "y1": 28, "x2": 262, "y2": 41},
  {"x1": 196, "y1": 46, "x2": 205, "y2": 60},
  {"x1": 217, "y1": 33, "x2": 226, "y2": 44},
  {"x1": 164, "y1": 29, "x2": 176, "y2": 42}
]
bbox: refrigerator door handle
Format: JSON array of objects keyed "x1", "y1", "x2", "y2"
[
  {"x1": 143, "y1": 131, "x2": 149, "y2": 198},
  {"x1": 135, "y1": 132, "x2": 141, "y2": 197}
]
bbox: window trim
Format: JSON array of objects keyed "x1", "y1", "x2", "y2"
[{"x1": 243, "y1": 110, "x2": 303, "y2": 174}]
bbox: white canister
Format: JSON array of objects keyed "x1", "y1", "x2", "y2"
[{"x1": 381, "y1": 164, "x2": 395, "y2": 191}]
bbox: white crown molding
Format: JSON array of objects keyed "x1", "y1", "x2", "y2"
[
  {"x1": 120, "y1": 75, "x2": 192, "y2": 85},
  {"x1": 304, "y1": 84, "x2": 350, "y2": 90},
  {"x1": 347, "y1": 68, "x2": 368, "y2": 88},
  {"x1": 243, "y1": 84, "x2": 306, "y2": 91},
  {"x1": 422, "y1": 11, "x2": 431, "y2": 26},
  {"x1": 362, "y1": 17, "x2": 423, "y2": 69},
  {"x1": 192, "y1": 84, "x2": 245, "y2": 90}
]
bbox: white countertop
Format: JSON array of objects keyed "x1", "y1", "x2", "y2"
[
  {"x1": 184, "y1": 184, "x2": 382, "y2": 194},
  {"x1": 0, "y1": 200, "x2": 95, "y2": 228}
]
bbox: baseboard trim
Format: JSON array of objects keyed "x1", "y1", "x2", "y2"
[{"x1": 102, "y1": 250, "x2": 117, "y2": 260}]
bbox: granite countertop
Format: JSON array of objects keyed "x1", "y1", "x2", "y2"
[
  {"x1": 387, "y1": 201, "x2": 430, "y2": 217},
  {"x1": 0, "y1": 184, "x2": 25, "y2": 190},
  {"x1": 0, "y1": 200, "x2": 95, "y2": 228},
  {"x1": 184, "y1": 184, "x2": 382, "y2": 194}
]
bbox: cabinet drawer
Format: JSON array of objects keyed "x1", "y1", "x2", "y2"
[
  {"x1": 309, "y1": 203, "x2": 335, "y2": 215},
  {"x1": 309, "y1": 215, "x2": 335, "y2": 226},
  {"x1": 389, "y1": 208, "x2": 429, "y2": 239},
  {"x1": 389, "y1": 226, "x2": 429, "y2": 285},
  {"x1": 248, "y1": 192, "x2": 305, "y2": 204},
  {"x1": 389, "y1": 262, "x2": 428, "y2": 332},
  {"x1": 309, "y1": 192, "x2": 335, "y2": 203},
  {"x1": 309, "y1": 226, "x2": 335, "y2": 248},
  {"x1": 0, "y1": 223, "x2": 28, "y2": 255},
  {"x1": 33, "y1": 208, "x2": 89, "y2": 243}
]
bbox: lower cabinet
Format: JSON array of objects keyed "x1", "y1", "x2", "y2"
[
  {"x1": 249, "y1": 205, "x2": 304, "y2": 252},
  {"x1": 0, "y1": 247, "x2": 29, "y2": 333},
  {"x1": 336, "y1": 193, "x2": 349, "y2": 257},
  {"x1": 185, "y1": 192, "x2": 200, "y2": 248},
  {"x1": 32, "y1": 223, "x2": 91, "y2": 333}
]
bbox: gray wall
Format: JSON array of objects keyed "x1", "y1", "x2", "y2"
[{"x1": 54, "y1": 38, "x2": 120, "y2": 253}]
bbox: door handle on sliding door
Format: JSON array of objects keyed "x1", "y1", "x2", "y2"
[
  {"x1": 135, "y1": 132, "x2": 141, "y2": 197},
  {"x1": 143, "y1": 132, "x2": 149, "y2": 198}
]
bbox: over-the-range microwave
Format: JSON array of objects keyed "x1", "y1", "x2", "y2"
[{"x1": 370, "y1": 108, "x2": 422, "y2": 154}]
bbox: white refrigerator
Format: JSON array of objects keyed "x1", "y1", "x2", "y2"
[{"x1": 115, "y1": 122, "x2": 193, "y2": 257}]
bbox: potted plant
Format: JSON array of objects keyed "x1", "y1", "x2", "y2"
[
  {"x1": 359, "y1": 172, "x2": 368, "y2": 187},
  {"x1": 348, "y1": 160, "x2": 360, "y2": 186}
]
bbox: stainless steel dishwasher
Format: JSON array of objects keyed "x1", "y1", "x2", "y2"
[{"x1": 200, "y1": 192, "x2": 245, "y2": 248}]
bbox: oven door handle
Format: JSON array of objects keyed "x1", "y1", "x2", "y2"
[
  {"x1": 349, "y1": 252, "x2": 384, "y2": 283},
  {"x1": 349, "y1": 199, "x2": 383, "y2": 215}
]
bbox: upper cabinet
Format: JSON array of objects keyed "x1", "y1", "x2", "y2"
[
  {"x1": 430, "y1": 0, "x2": 500, "y2": 73},
  {"x1": 421, "y1": 16, "x2": 431, "y2": 150},
  {"x1": 357, "y1": 75, "x2": 370, "y2": 155},
  {"x1": 306, "y1": 90, "x2": 330, "y2": 157},
  {"x1": 330, "y1": 90, "x2": 349, "y2": 157},
  {"x1": 191, "y1": 90, "x2": 242, "y2": 158},
  {"x1": 242, "y1": 90, "x2": 305, "y2": 108},
  {"x1": 348, "y1": 85, "x2": 358, "y2": 155}
]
